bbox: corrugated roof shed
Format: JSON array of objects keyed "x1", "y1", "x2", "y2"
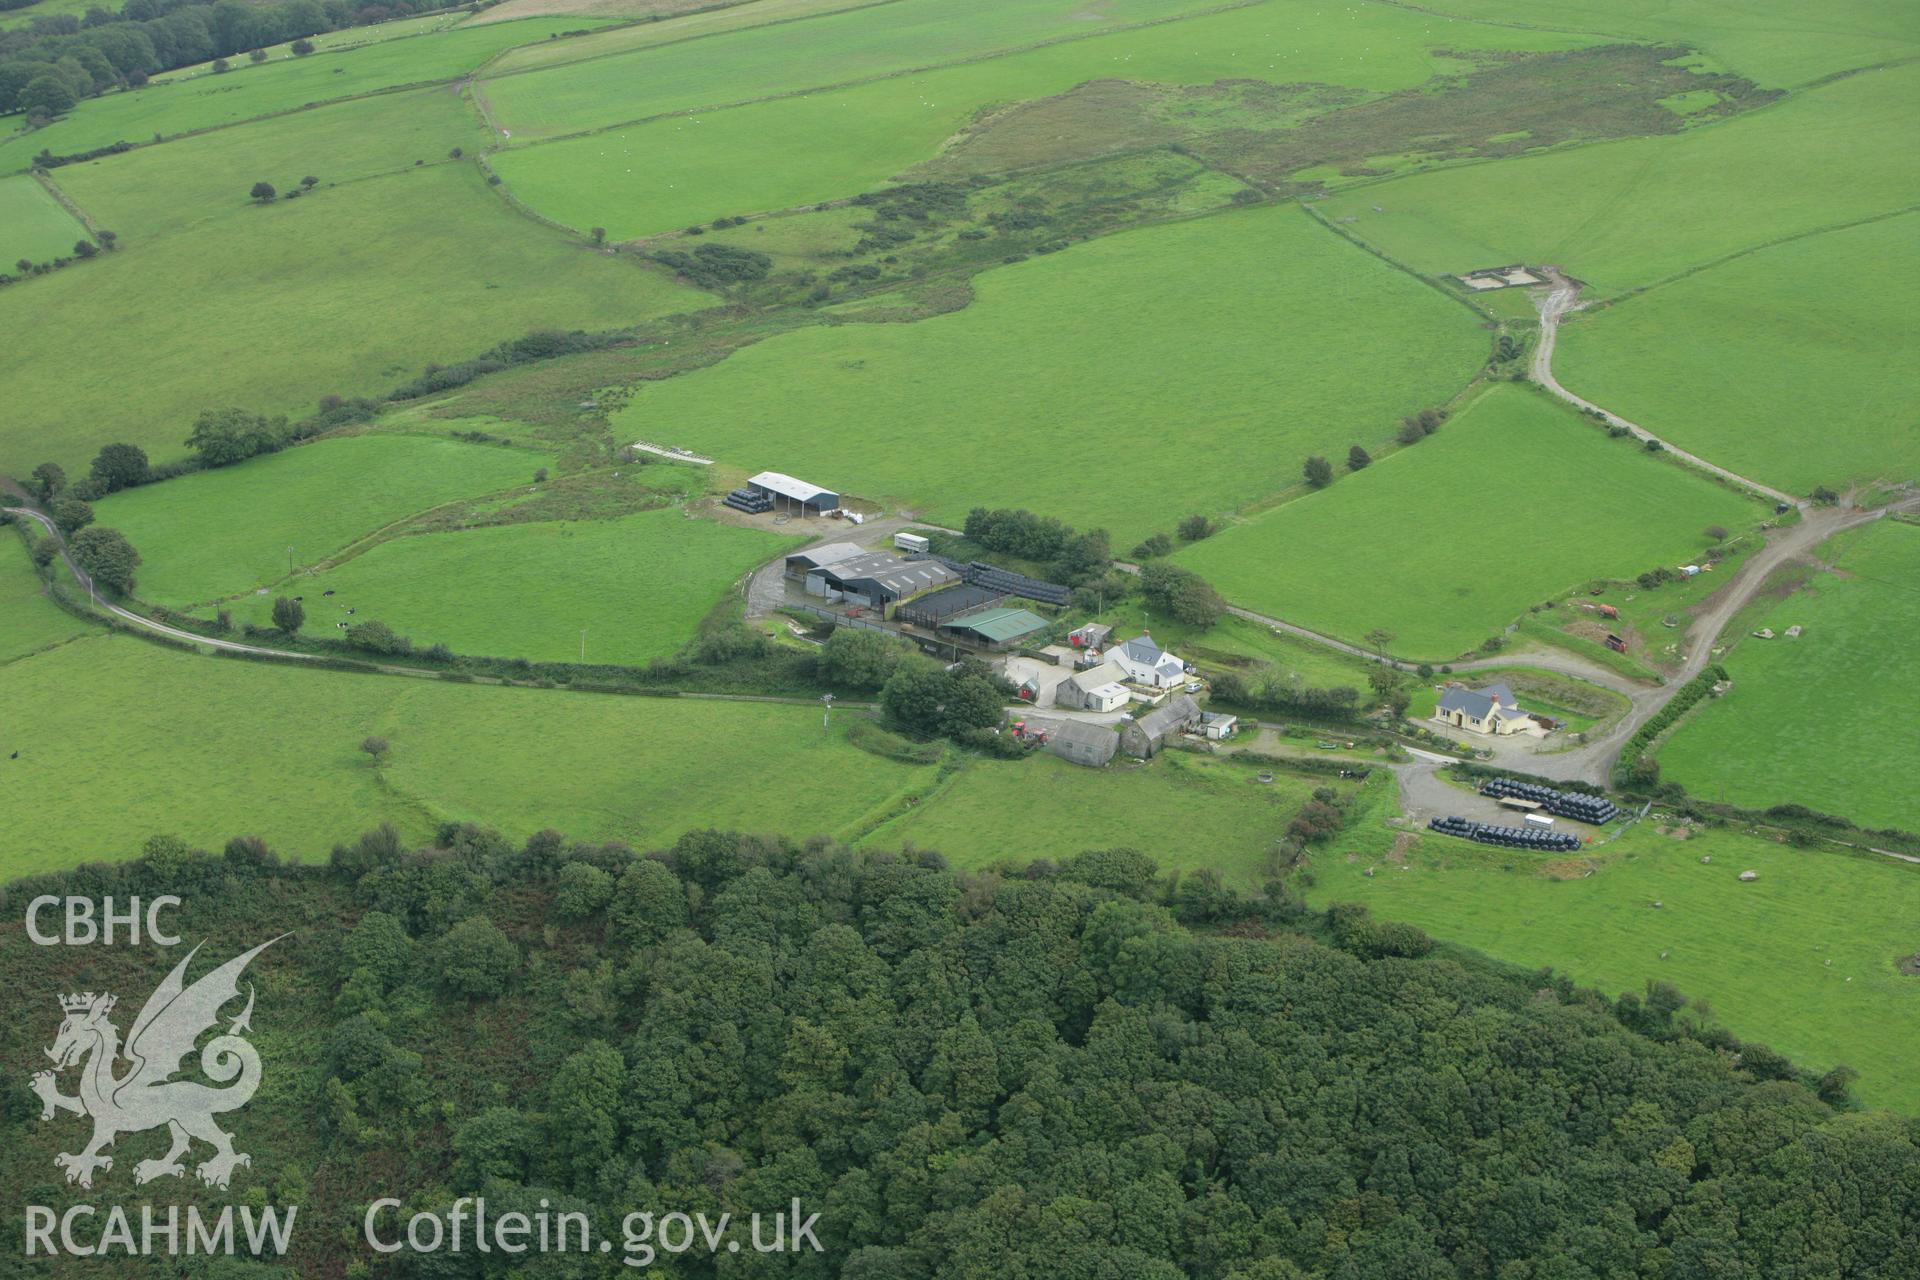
[
  {"x1": 815, "y1": 552, "x2": 959, "y2": 597},
  {"x1": 785, "y1": 542, "x2": 865, "y2": 571},
  {"x1": 749, "y1": 471, "x2": 837, "y2": 504},
  {"x1": 944, "y1": 607, "x2": 1047, "y2": 644}
]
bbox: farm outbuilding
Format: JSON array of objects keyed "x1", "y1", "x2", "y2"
[
  {"x1": 1121, "y1": 693, "x2": 1201, "y2": 758},
  {"x1": 939, "y1": 606, "x2": 1048, "y2": 651},
  {"x1": 1068, "y1": 622, "x2": 1112, "y2": 651},
  {"x1": 1056, "y1": 660, "x2": 1130, "y2": 713},
  {"x1": 1200, "y1": 712, "x2": 1238, "y2": 740},
  {"x1": 805, "y1": 553, "x2": 959, "y2": 615},
  {"x1": 746, "y1": 471, "x2": 840, "y2": 515},
  {"x1": 894, "y1": 582, "x2": 1004, "y2": 627},
  {"x1": 1048, "y1": 720, "x2": 1119, "y2": 768},
  {"x1": 784, "y1": 542, "x2": 864, "y2": 579}
]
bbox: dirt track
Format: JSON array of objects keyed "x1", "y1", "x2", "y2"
[{"x1": 1531, "y1": 270, "x2": 1801, "y2": 508}]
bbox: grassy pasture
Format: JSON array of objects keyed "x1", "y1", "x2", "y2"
[
  {"x1": 490, "y1": 0, "x2": 1597, "y2": 238},
  {"x1": 52, "y1": 86, "x2": 490, "y2": 239},
  {"x1": 0, "y1": 174, "x2": 87, "y2": 265},
  {"x1": 1305, "y1": 782, "x2": 1920, "y2": 1112},
  {"x1": 1660, "y1": 519, "x2": 1920, "y2": 831},
  {"x1": 0, "y1": 19, "x2": 594, "y2": 172},
  {"x1": 1320, "y1": 62, "x2": 1920, "y2": 296},
  {"x1": 861, "y1": 751, "x2": 1330, "y2": 889},
  {"x1": 479, "y1": 0, "x2": 1229, "y2": 142},
  {"x1": 1389, "y1": 0, "x2": 1920, "y2": 86},
  {"x1": 484, "y1": 0, "x2": 885, "y2": 67},
  {"x1": 0, "y1": 538, "x2": 92, "y2": 665},
  {"x1": 472, "y1": 0, "x2": 723, "y2": 24},
  {"x1": 1555, "y1": 213, "x2": 1920, "y2": 495},
  {"x1": 93, "y1": 436, "x2": 553, "y2": 607},
  {"x1": 1178, "y1": 384, "x2": 1759, "y2": 660},
  {"x1": 215, "y1": 509, "x2": 796, "y2": 664},
  {"x1": 618, "y1": 203, "x2": 1485, "y2": 545},
  {"x1": 0, "y1": 635, "x2": 938, "y2": 874},
  {"x1": 0, "y1": 0, "x2": 94, "y2": 30},
  {"x1": 151, "y1": 12, "x2": 469, "y2": 82},
  {"x1": 0, "y1": 162, "x2": 703, "y2": 478}
]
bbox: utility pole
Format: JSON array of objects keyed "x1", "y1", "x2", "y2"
[
  {"x1": 286, "y1": 545, "x2": 295, "y2": 576},
  {"x1": 580, "y1": 628, "x2": 588, "y2": 663},
  {"x1": 821, "y1": 692, "x2": 834, "y2": 732}
]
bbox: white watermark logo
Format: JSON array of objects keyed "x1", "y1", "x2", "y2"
[
  {"x1": 31, "y1": 936, "x2": 282, "y2": 1190},
  {"x1": 365, "y1": 1197, "x2": 823, "y2": 1269}
]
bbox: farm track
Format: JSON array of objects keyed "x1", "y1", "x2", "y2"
[{"x1": 1531, "y1": 270, "x2": 1801, "y2": 507}]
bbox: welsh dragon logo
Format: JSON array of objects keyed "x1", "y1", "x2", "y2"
[{"x1": 31, "y1": 937, "x2": 282, "y2": 1190}]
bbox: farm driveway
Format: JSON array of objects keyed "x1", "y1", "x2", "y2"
[{"x1": 1532, "y1": 269, "x2": 1802, "y2": 508}]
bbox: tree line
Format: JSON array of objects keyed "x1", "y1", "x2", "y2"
[
  {"x1": 1, "y1": 821, "x2": 1906, "y2": 1276},
  {"x1": 0, "y1": 0, "x2": 447, "y2": 119}
]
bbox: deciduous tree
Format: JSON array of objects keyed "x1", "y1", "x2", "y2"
[
  {"x1": 50, "y1": 496, "x2": 93, "y2": 533},
  {"x1": 88, "y1": 442, "x2": 149, "y2": 493},
  {"x1": 272, "y1": 595, "x2": 304, "y2": 634},
  {"x1": 69, "y1": 526, "x2": 140, "y2": 592}
]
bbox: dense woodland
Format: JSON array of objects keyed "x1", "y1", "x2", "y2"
[
  {"x1": 0, "y1": 0, "x2": 453, "y2": 116},
  {"x1": 3, "y1": 826, "x2": 1914, "y2": 1277}
]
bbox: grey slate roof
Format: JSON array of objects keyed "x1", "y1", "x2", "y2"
[
  {"x1": 1436, "y1": 686, "x2": 1497, "y2": 720},
  {"x1": 1437, "y1": 682, "x2": 1527, "y2": 721},
  {"x1": 1133, "y1": 693, "x2": 1201, "y2": 741}
]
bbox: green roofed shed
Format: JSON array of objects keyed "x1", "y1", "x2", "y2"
[{"x1": 942, "y1": 606, "x2": 1048, "y2": 650}]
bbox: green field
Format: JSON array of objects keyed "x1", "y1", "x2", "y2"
[
  {"x1": 0, "y1": 635, "x2": 938, "y2": 873},
  {"x1": 1321, "y1": 62, "x2": 1920, "y2": 296},
  {"x1": 490, "y1": 0, "x2": 1596, "y2": 239},
  {"x1": 0, "y1": 536, "x2": 92, "y2": 664},
  {"x1": 482, "y1": 0, "x2": 888, "y2": 71},
  {"x1": 1307, "y1": 781, "x2": 1920, "y2": 1111},
  {"x1": 51, "y1": 86, "x2": 493, "y2": 239},
  {"x1": 1179, "y1": 384, "x2": 1760, "y2": 659},
  {"x1": 217, "y1": 508, "x2": 795, "y2": 664},
  {"x1": 0, "y1": 174, "x2": 89, "y2": 266},
  {"x1": 93, "y1": 436, "x2": 553, "y2": 607},
  {"x1": 1556, "y1": 213, "x2": 1920, "y2": 495},
  {"x1": 0, "y1": 19, "x2": 599, "y2": 172},
  {"x1": 1383, "y1": 0, "x2": 1920, "y2": 86},
  {"x1": 152, "y1": 12, "x2": 470, "y2": 82},
  {"x1": 1660, "y1": 519, "x2": 1920, "y2": 831},
  {"x1": 0, "y1": 0, "x2": 94, "y2": 31},
  {"x1": 0, "y1": 162, "x2": 703, "y2": 477},
  {"x1": 620, "y1": 203, "x2": 1485, "y2": 544},
  {"x1": 862, "y1": 750, "x2": 1329, "y2": 888},
  {"x1": 479, "y1": 0, "x2": 1227, "y2": 142}
]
